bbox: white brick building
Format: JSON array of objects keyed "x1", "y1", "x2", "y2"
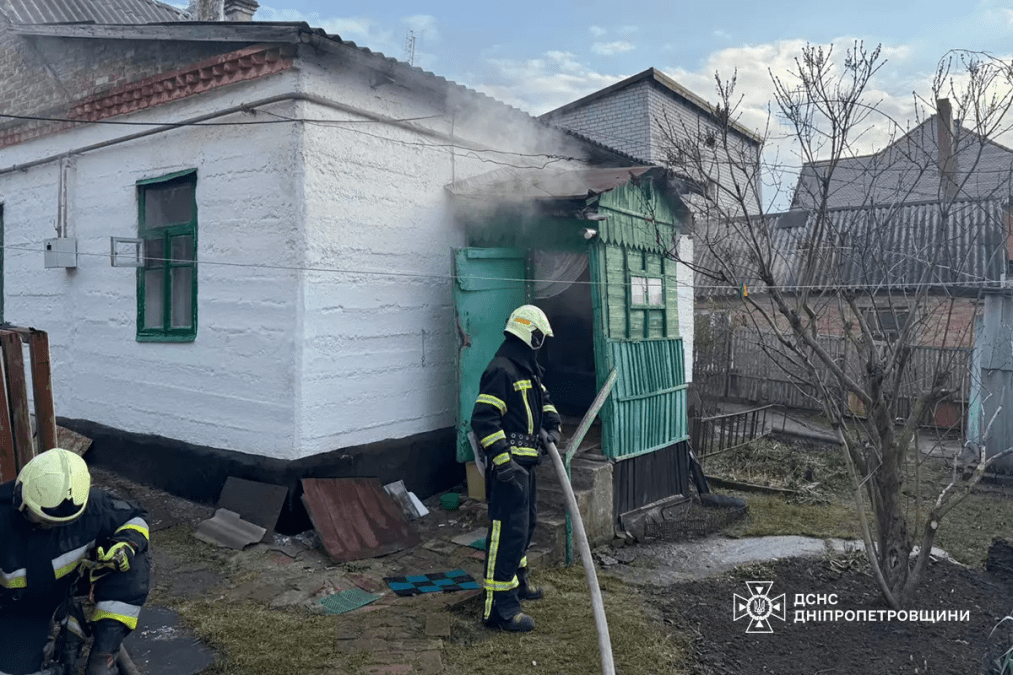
[{"x1": 541, "y1": 68, "x2": 764, "y2": 216}]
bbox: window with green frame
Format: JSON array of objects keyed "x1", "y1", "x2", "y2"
[{"x1": 136, "y1": 170, "x2": 197, "y2": 341}]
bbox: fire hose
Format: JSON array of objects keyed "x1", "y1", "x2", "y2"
[{"x1": 539, "y1": 368, "x2": 618, "y2": 675}]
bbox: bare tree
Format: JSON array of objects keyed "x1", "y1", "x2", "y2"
[{"x1": 657, "y1": 42, "x2": 1013, "y2": 607}]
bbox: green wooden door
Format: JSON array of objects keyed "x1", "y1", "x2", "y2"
[
  {"x1": 453, "y1": 248, "x2": 526, "y2": 462},
  {"x1": 590, "y1": 243, "x2": 688, "y2": 459}
]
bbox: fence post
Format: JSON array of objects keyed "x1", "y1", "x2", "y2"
[
  {"x1": 28, "y1": 331, "x2": 57, "y2": 454},
  {"x1": 1, "y1": 332, "x2": 34, "y2": 471}
]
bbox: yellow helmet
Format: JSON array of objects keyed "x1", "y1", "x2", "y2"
[
  {"x1": 504, "y1": 305, "x2": 553, "y2": 350},
  {"x1": 15, "y1": 448, "x2": 91, "y2": 525}
]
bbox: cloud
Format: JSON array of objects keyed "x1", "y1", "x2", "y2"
[
  {"x1": 592, "y1": 41, "x2": 635, "y2": 56},
  {"x1": 404, "y1": 14, "x2": 440, "y2": 44},
  {"x1": 713, "y1": 29, "x2": 732, "y2": 40},
  {"x1": 465, "y1": 54, "x2": 628, "y2": 115},
  {"x1": 589, "y1": 25, "x2": 607, "y2": 37}
]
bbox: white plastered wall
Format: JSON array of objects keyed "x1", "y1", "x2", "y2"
[
  {"x1": 293, "y1": 47, "x2": 593, "y2": 455},
  {"x1": 0, "y1": 72, "x2": 306, "y2": 458}
]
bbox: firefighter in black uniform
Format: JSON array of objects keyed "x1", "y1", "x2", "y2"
[
  {"x1": 471, "y1": 305, "x2": 562, "y2": 632},
  {"x1": 0, "y1": 447, "x2": 151, "y2": 675}
]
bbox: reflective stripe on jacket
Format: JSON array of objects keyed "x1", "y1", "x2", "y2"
[{"x1": 471, "y1": 335, "x2": 562, "y2": 467}]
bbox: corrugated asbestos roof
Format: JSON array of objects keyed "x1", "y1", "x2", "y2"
[
  {"x1": 791, "y1": 116, "x2": 1013, "y2": 209},
  {"x1": 1, "y1": 0, "x2": 183, "y2": 23},
  {"x1": 446, "y1": 165, "x2": 658, "y2": 202},
  {"x1": 697, "y1": 199, "x2": 1009, "y2": 297}
]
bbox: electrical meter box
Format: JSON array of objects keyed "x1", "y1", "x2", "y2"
[{"x1": 44, "y1": 238, "x2": 78, "y2": 268}]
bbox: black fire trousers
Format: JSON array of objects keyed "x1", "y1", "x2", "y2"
[{"x1": 483, "y1": 460, "x2": 538, "y2": 623}]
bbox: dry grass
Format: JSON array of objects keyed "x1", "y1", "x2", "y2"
[
  {"x1": 443, "y1": 565, "x2": 690, "y2": 675},
  {"x1": 707, "y1": 436, "x2": 1013, "y2": 568}
]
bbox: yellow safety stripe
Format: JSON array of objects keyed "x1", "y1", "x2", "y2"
[
  {"x1": 513, "y1": 380, "x2": 534, "y2": 434},
  {"x1": 480, "y1": 430, "x2": 506, "y2": 449},
  {"x1": 476, "y1": 394, "x2": 507, "y2": 415},
  {"x1": 543, "y1": 404, "x2": 558, "y2": 414},
  {"x1": 91, "y1": 600, "x2": 142, "y2": 631},
  {"x1": 115, "y1": 517, "x2": 150, "y2": 541},
  {"x1": 492, "y1": 452, "x2": 511, "y2": 466},
  {"x1": 0, "y1": 567, "x2": 27, "y2": 589},
  {"x1": 481, "y1": 576, "x2": 519, "y2": 591},
  {"x1": 511, "y1": 446, "x2": 539, "y2": 458},
  {"x1": 484, "y1": 520, "x2": 502, "y2": 620},
  {"x1": 519, "y1": 556, "x2": 528, "y2": 568},
  {"x1": 52, "y1": 542, "x2": 93, "y2": 580}
]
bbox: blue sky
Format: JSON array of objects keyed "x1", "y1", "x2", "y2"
[
  {"x1": 174, "y1": 0, "x2": 1013, "y2": 207},
  {"x1": 237, "y1": 0, "x2": 1013, "y2": 120}
]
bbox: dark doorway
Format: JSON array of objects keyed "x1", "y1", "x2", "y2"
[{"x1": 538, "y1": 264, "x2": 595, "y2": 416}]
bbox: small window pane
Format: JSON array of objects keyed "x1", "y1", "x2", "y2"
[
  {"x1": 144, "y1": 269, "x2": 164, "y2": 329},
  {"x1": 170, "y1": 235, "x2": 194, "y2": 263},
  {"x1": 144, "y1": 238, "x2": 164, "y2": 268},
  {"x1": 170, "y1": 268, "x2": 193, "y2": 328},
  {"x1": 647, "y1": 278, "x2": 663, "y2": 306},
  {"x1": 631, "y1": 276, "x2": 647, "y2": 305},
  {"x1": 144, "y1": 182, "x2": 194, "y2": 228}
]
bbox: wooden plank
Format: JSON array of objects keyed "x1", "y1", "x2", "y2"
[
  {"x1": 28, "y1": 331, "x2": 57, "y2": 454},
  {"x1": 0, "y1": 352, "x2": 15, "y2": 482},
  {"x1": 1, "y1": 332, "x2": 34, "y2": 469}
]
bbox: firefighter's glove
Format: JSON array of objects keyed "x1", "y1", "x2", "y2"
[
  {"x1": 496, "y1": 459, "x2": 524, "y2": 483},
  {"x1": 95, "y1": 541, "x2": 136, "y2": 574},
  {"x1": 544, "y1": 429, "x2": 561, "y2": 447}
]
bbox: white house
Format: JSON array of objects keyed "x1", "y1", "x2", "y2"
[{"x1": 0, "y1": 3, "x2": 637, "y2": 513}]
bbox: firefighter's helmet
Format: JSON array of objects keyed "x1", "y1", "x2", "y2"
[
  {"x1": 15, "y1": 448, "x2": 91, "y2": 525},
  {"x1": 504, "y1": 305, "x2": 554, "y2": 350}
]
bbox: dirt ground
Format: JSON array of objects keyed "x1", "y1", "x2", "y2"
[{"x1": 649, "y1": 553, "x2": 1013, "y2": 675}]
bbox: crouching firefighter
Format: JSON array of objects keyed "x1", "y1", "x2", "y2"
[
  {"x1": 0, "y1": 448, "x2": 151, "y2": 675},
  {"x1": 471, "y1": 305, "x2": 562, "y2": 632}
]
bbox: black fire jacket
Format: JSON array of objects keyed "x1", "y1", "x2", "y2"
[{"x1": 471, "y1": 335, "x2": 562, "y2": 468}]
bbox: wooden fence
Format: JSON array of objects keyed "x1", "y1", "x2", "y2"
[{"x1": 694, "y1": 326, "x2": 971, "y2": 432}]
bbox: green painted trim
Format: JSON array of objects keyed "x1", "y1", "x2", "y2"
[
  {"x1": 136, "y1": 168, "x2": 197, "y2": 186},
  {"x1": 598, "y1": 203, "x2": 679, "y2": 228},
  {"x1": 136, "y1": 172, "x2": 198, "y2": 342},
  {"x1": 615, "y1": 383, "x2": 689, "y2": 403},
  {"x1": 136, "y1": 333, "x2": 197, "y2": 343}
]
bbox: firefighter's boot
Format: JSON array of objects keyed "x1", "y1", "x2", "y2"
[
  {"x1": 517, "y1": 567, "x2": 543, "y2": 601},
  {"x1": 485, "y1": 612, "x2": 535, "y2": 632},
  {"x1": 85, "y1": 619, "x2": 129, "y2": 675}
]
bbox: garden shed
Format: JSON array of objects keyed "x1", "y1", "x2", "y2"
[{"x1": 447, "y1": 166, "x2": 696, "y2": 517}]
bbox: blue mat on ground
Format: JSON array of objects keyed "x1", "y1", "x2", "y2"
[
  {"x1": 383, "y1": 569, "x2": 481, "y2": 596},
  {"x1": 319, "y1": 588, "x2": 382, "y2": 615}
]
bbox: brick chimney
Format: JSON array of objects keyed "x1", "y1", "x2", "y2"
[
  {"x1": 937, "y1": 98, "x2": 959, "y2": 203},
  {"x1": 224, "y1": 0, "x2": 259, "y2": 21}
]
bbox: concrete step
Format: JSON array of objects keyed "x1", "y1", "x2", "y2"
[{"x1": 534, "y1": 456, "x2": 614, "y2": 548}]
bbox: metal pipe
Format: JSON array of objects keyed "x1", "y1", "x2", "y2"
[{"x1": 541, "y1": 431, "x2": 615, "y2": 675}]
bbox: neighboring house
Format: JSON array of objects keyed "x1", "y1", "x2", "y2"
[
  {"x1": 540, "y1": 67, "x2": 765, "y2": 217},
  {"x1": 0, "y1": 1, "x2": 697, "y2": 524},
  {"x1": 694, "y1": 101, "x2": 1013, "y2": 434},
  {"x1": 791, "y1": 101, "x2": 1013, "y2": 210}
]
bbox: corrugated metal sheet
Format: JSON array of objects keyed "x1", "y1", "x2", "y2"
[
  {"x1": 696, "y1": 198, "x2": 1008, "y2": 296},
  {"x1": 301, "y1": 478, "x2": 420, "y2": 563},
  {"x1": 446, "y1": 166, "x2": 656, "y2": 202},
  {"x1": 2, "y1": 0, "x2": 183, "y2": 24}
]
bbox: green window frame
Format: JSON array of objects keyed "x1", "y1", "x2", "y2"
[{"x1": 136, "y1": 170, "x2": 197, "y2": 342}]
